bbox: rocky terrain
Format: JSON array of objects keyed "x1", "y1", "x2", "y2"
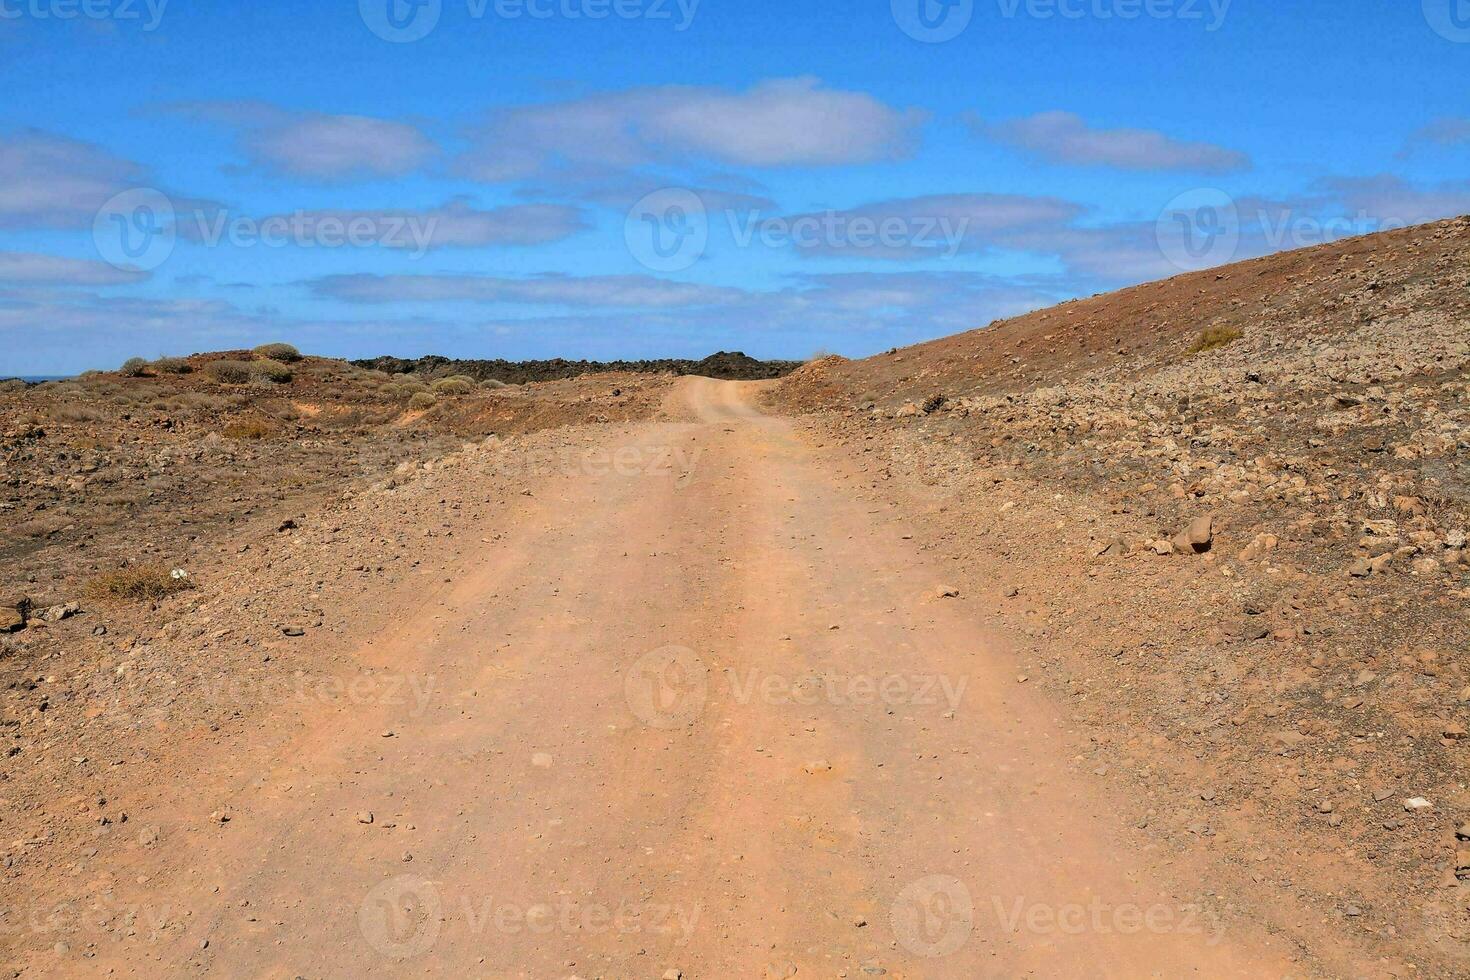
[
  {"x1": 3, "y1": 218, "x2": 1467, "y2": 977},
  {"x1": 351, "y1": 350, "x2": 803, "y2": 385},
  {"x1": 773, "y1": 215, "x2": 1470, "y2": 975}
]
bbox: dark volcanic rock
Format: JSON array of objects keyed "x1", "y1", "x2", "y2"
[{"x1": 350, "y1": 351, "x2": 803, "y2": 384}]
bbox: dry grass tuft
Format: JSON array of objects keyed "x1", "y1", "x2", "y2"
[
  {"x1": 1190, "y1": 325, "x2": 1244, "y2": 354},
  {"x1": 85, "y1": 565, "x2": 195, "y2": 602},
  {"x1": 222, "y1": 418, "x2": 275, "y2": 440}
]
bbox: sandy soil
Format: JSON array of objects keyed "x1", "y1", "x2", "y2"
[{"x1": 2, "y1": 378, "x2": 1337, "y2": 978}]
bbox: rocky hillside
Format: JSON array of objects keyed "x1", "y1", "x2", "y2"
[
  {"x1": 774, "y1": 215, "x2": 1470, "y2": 976},
  {"x1": 351, "y1": 350, "x2": 803, "y2": 384}
]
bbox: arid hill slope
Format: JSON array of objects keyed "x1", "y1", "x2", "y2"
[{"x1": 774, "y1": 215, "x2": 1470, "y2": 976}]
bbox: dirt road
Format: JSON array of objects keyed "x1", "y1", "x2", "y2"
[{"x1": 32, "y1": 379, "x2": 1305, "y2": 977}]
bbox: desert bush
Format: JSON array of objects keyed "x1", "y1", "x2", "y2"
[
  {"x1": 398, "y1": 381, "x2": 428, "y2": 395},
  {"x1": 408, "y1": 391, "x2": 437, "y2": 410},
  {"x1": 176, "y1": 391, "x2": 231, "y2": 412},
  {"x1": 119, "y1": 357, "x2": 150, "y2": 377},
  {"x1": 431, "y1": 378, "x2": 473, "y2": 396},
  {"x1": 0, "y1": 379, "x2": 28, "y2": 394},
  {"x1": 222, "y1": 418, "x2": 275, "y2": 440},
  {"x1": 252, "y1": 342, "x2": 302, "y2": 362},
  {"x1": 85, "y1": 565, "x2": 195, "y2": 602},
  {"x1": 204, "y1": 360, "x2": 254, "y2": 384},
  {"x1": 480, "y1": 378, "x2": 508, "y2": 389},
  {"x1": 151, "y1": 356, "x2": 193, "y2": 374},
  {"x1": 54, "y1": 404, "x2": 105, "y2": 423},
  {"x1": 1190, "y1": 325, "x2": 1244, "y2": 354},
  {"x1": 252, "y1": 359, "x2": 294, "y2": 384}
]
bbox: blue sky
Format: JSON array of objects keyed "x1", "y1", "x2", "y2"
[{"x1": 1, "y1": 0, "x2": 1467, "y2": 374}]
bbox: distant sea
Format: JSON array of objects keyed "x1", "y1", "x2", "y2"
[{"x1": 10, "y1": 376, "x2": 71, "y2": 383}]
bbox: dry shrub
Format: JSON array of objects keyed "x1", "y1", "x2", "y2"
[
  {"x1": 204, "y1": 360, "x2": 255, "y2": 384},
  {"x1": 252, "y1": 359, "x2": 294, "y2": 383},
  {"x1": 252, "y1": 342, "x2": 302, "y2": 362},
  {"x1": 119, "y1": 357, "x2": 150, "y2": 377},
  {"x1": 152, "y1": 357, "x2": 193, "y2": 374},
  {"x1": 408, "y1": 391, "x2": 437, "y2": 410},
  {"x1": 480, "y1": 378, "x2": 508, "y2": 390},
  {"x1": 85, "y1": 565, "x2": 194, "y2": 602},
  {"x1": 431, "y1": 378, "x2": 473, "y2": 396},
  {"x1": 54, "y1": 404, "x2": 105, "y2": 423},
  {"x1": 222, "y1": 418, "x2": 275, "y2": 440},
  {"x1": 1190, "y1": 325, "x2": 1244, "y2": 354}
]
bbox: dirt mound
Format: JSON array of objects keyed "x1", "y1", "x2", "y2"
[
  {"x1": 351, "y1": 350, "x2": 803, "y2": 384},
  {"x1": 772, "y1": 215, "x2": 1470, "y2": 974}
]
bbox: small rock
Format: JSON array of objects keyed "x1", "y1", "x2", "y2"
[
  {"x1": 356, "y1": 811, "x2": 374, "y2": 825},
  {"x1": 1404, "y1": 797, "x2": 1432, "y2": 812},
  {"x1": 1172, "y1": 515, "x2": 1214, "y2": 555},
  {"x1": 281, "y1": 626, "x2": 305, "y2": 637}
]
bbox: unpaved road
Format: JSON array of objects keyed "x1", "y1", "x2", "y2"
[{"x1": 34, "y1": 379, "x2": 1306, "y2": 977}]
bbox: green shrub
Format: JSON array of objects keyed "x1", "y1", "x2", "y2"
[
  {"x1": 408, "y1": 391, "x2": 437, "y2": 410},
  {"x1": 1190, "y1": 326, "x2": 1244, "y2": 354},
  {"x1": 398, "y1": 381, "x2": 428, "y2": 395},
  {"x1": 119, "y1": 357, "x2": 150, "y2": 377},
  {"x1": 252, "y1": 343, "x2": 302, "y2": 362},
  {"x1": 151, "y1": 356, "x2": 193, "y2": 374},
  {"x1": 204, "y1": 360, "x2": 255, "y2": 384},
  {"x1": 252, "y1": 359, "x2": 294, "y2": 384},
  {"x1": 431, "y1": 378, "x2": 473, "y2": 396}
]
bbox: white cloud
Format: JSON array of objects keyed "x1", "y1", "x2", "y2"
[
  {"x1": 174, "y1": 199, "x2": 589, "y2": 251},
  {"x1": 784, "y1": 193, "x2": 1084, "y2": 259},
  {"x1": 458, "y1": 77, "x2": 925, "y2": 181},
  {"x1": 1400, "y1": 117, "x2": 1470, "y2": 156},
  {"x1": 0, "y1": 250, "x2": 149, "y2": 285},
  {"x1": 306, "y1": 272, "x2": 745, "y2": 308},
  {"x1": 0, "y1": 129, "x2": 145, "y2": 229},
  {"x1": 165, "y1": 101, "x2": 437, "y2": 180},
  {"x1": 1323, "y1": 175, "x2": 1470, "y2": 225},
  {"x1": 974, "y1": 111, "x2": 1250, "y2": 173}
]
